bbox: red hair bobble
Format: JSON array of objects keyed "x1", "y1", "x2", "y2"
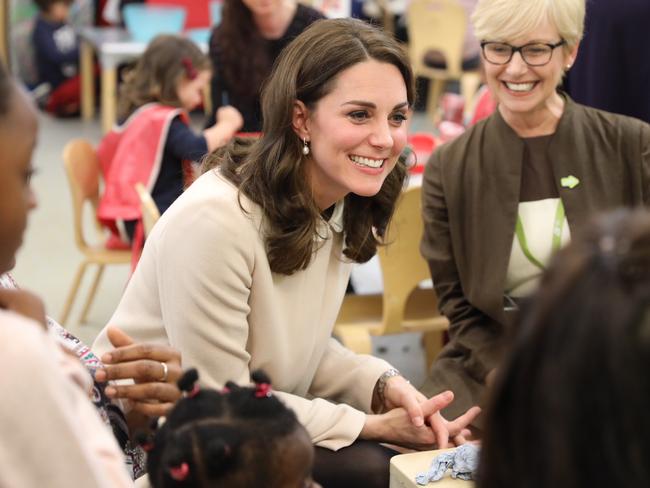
[
  {"x1": 169, "y1": 462, "x2": 190, "y2": 481},
  {"x1": 181, "y1": 58, "x2": 197, "y2": 80},
  {"x1": 255, "y1": 383, "x2": 272, "y2": 398}
]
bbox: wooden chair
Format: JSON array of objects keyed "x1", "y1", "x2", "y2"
[
  {"x1": 60, "y1": 139, "x2": 132, "y2": 325},
  {"x1": 334, "y1": 186, "x2": 449, "y2": 370},
  {"x1": 134, "y1": 183, "x2": 160, "y2": 238},
  {"x1": 407, "y1": 0, "x2": 482, "y2": 121}
]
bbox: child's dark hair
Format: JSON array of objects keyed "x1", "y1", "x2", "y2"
[
  {"x1": 117, "y1": 35, "x2": 211, "y2": 121},
  {"x1": 33, "y1": 0, "x2": 73, "y2": 13},
  {"x1": 478, "y1": 209, "x2": 650, "y2": 488},
  {"x1": 143, "y1": 369, "x2": 307, "y2": 487}
]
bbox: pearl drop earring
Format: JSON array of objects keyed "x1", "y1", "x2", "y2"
[{"x1": 302, "y1": 138, "x2": 310, "y2": 156}]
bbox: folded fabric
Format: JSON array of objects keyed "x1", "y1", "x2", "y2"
[{"x1": 415, "y1": 444, "x2": 480, "y2": 485}]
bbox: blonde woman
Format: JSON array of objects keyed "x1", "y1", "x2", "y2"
[{"x1": 421, "y1": 0, "x2": 650, "y2": 421}]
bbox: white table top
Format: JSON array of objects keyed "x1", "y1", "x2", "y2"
[
  {"x1": 79, "y1": 26, "x2": 207, "y2": 68},
  {"x1": 390, "y1": 449, "x2": 474, "y2": 488}
]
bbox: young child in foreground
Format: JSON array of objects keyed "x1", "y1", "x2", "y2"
[{"x1": 142, "y1": 369, "x2": 321, "y2": 488}]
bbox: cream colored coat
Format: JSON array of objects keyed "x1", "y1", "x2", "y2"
[{"x1": 93, "y1": 169, "x2": 393, "y2": 450}]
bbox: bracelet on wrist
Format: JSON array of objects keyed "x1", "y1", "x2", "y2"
[{"x1": 376, "y1": 368, "x2": 401, "y2": 407}]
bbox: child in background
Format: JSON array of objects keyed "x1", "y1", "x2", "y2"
[
  {"x1": 142, "y1": 369, "x2": 320, "y2": 488},
  {"x1": 32, "y1": 0, "x2": 82, "y2": 116},
  {"x1": 98, "y1": 34, "x2": 243, "y2": 248}
]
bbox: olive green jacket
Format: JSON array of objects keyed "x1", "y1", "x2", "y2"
[{"x1": 420, "y1": 95, "x2": 650, "y2": 419}]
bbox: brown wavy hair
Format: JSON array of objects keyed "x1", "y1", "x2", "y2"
[
  {"x1": 117, "y1": 35, "x2": 211, "y2": 121},
  {"x1": 202, "y1": 18, "x2": 414, "y2": 275},
  {"x1": 211, "y1": 0, "x2": 271, "y2": 101}
]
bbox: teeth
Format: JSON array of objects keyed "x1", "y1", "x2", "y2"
[
  {"x1": 349, "y1": 155, "x2": 384, "y2": 168},
  {"x1": 505, "y1": 82, "x2": 535, "y2": 92}
]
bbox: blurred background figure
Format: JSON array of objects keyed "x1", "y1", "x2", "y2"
[
  {"x1": 207, "y1": 0, "x2": 324, "y2": 132},
  {"x1": 479, "y1": 209, "x2": 650, "y2": 488},
  {"x1": 32, "y1": 0, "x2": 81, "y2": 116},
  {"x1": 564, "y1": 0, "x2": 650, "y2": 123},
  {"x1": 97, "y1": 35, "x2": 242, "y2": 247}
]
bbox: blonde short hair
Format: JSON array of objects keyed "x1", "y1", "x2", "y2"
[{"x1": 472, "y1": 0, "x2": 585, "y2": 49}]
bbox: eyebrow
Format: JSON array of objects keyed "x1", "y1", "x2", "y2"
[{"x1": 341, "y1": 100, "x2": 409, "y2": 110}]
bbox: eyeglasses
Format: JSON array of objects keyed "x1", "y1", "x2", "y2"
[{"x1": 480, "y1": 40, "x2": 566, "y2": 67}]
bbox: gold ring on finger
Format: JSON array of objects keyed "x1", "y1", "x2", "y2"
[{"x1": 159, "y1": 362, "x2": 169, "y2": 382}]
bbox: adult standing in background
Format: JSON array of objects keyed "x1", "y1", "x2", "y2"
[
  {"x1": 564, "y1": 0, "x2": 650, "y2": 123},
  {"x1": 420, "y1": 0, "x2": 650, "y2": 423},
  {"x1": 207, "y1": 0, "x2": 324, "y2": 132}
]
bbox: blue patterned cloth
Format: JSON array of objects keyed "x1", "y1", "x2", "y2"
[{"x1": 415, "y1": 444, "x2": 480, "y2": 485}]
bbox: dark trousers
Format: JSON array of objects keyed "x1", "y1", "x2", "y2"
[{"x1": 313, "y1": 441, "x2": 398, "y2": 488}]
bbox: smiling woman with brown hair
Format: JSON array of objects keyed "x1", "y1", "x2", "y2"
[{"x1": 94, "y1": 18, "x2": 479, "y2": 487}]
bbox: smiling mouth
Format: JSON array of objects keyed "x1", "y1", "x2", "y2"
[
  {"x1": 503, "y1": 81, "x2": 538, "y2": 92},
  {"x1": 349, "y1": 155, "x2": 385, "y2": 169}
]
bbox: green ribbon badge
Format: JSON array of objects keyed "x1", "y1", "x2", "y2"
[{"x1": 560, "y1": 175, "x2": 580, "y2": 189}]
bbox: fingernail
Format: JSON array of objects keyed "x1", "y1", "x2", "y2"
[
  {"x1": 105, "y1": 386, "x2": 116, "y2": 397},
  {"x1": 414, "y1": 416, "x2": 424, "y2": 426},
  {"x1": 101, "y1": 353, "x2": 113, "y2": 363},
  {"x1": 95, "y1": 369, "x2": 106, "y2": 382}
]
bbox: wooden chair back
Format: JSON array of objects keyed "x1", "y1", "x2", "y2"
[
  {"x1": 62, "y1": 139, "x2": 102, "y2": 251},
  {"x1": 407, "y1": 0, "x2": 468, "y2": 79},
  {"x1": 134, "y1": 182, "x2": 161, "y2": 238},
  {"x1": 378, "y1": 185, "x2": 442, "y2": 334}
]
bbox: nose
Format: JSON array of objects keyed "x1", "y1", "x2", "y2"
[
  {"x1": 505, "y1": 50, "x2": 528, "y2": 76},
  {"x1": 368, "y1": 120, "x2": 394, "y2": 149}
]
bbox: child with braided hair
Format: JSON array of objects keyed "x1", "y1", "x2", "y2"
[{"x1": 142, "y1": 369, "x2": 319, "y2": 488}]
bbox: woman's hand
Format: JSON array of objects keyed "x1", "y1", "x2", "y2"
[
  {"x1": 361, "y1": 391, "x2": 459, "y2": 449},
  {"x1": 382, "y1": 376, "x2": 481, "y2": 448},
  {"x1": 94, "y1": 326, "x2": 182, "y2": 418},
  {"x1": 0, "y1": 288, "x2": 46, "y2": 329}
]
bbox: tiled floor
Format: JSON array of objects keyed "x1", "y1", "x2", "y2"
[{"x1": 13, "y1": 108, "x2": 435, "y2": 384}]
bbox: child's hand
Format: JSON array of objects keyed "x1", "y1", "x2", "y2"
[
  {"x1": 204, "y1": 106, "x2": 244, "y2": 151},
  {"x1": 0, "y1": 288, "x2": 47, "y2": 329},
  {"x1": 215, "y1": 106, "x2": 244, "y2": 133}
]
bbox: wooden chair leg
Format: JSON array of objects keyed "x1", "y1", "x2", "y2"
[
  {"x1": 426, "y1": 78, "x2": 445, "y2": 125},
  {"x1": 79, "y1": 263, "x2": 105, "y2": 325},
  {"x1": 423, "y1": 330, "x2": 445, "y2": 370},
  {"x1": 59, "y1": 261, "x2": 89, "y2": 325},
  {"x1": 333, "y1": 325, "x2": 373, "y2": 355},
  {"x1": 460, "y1": 72, "x2": 482, "y2": 109}
]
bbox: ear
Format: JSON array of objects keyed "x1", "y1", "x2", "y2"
[
  {"x1": 291, "y1": 100, "x2": 311, "y2": 140},
  {"x1": 566, "y1": 41, "x2": 580, "y2": 69}
]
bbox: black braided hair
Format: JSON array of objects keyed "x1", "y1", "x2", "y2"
[{"x1": 143, "y1": 369, "x2": 306, "y2": 488}]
